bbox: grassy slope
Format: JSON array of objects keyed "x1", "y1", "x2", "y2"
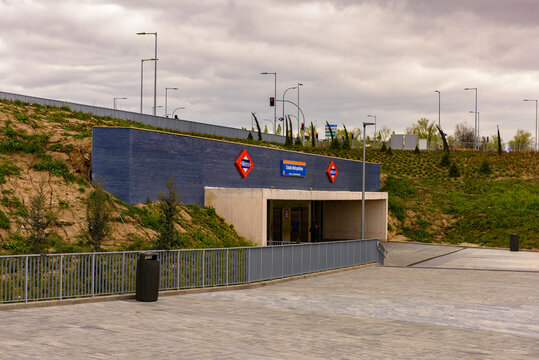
[
  {"x1": 0, "y1": 99, "x2": 537, "y2": 252},
  {"x1": 370, "y1": 150, "x2": 538, "y2": 249},
  {"x1": 0, "y1": 99, "x2": 250, "y2": 254}
]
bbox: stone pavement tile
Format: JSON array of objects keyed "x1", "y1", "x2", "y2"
[
  {"x1": 383, "y1": 242, "x2": 463, "y2": 266},
  {"x1": 1, "y1": 267, "x2": 538, "y2": 359},
  {"x1": 415, "y1": 247, "x2": 539, "y2": 271}
]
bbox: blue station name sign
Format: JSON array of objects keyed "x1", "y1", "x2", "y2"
[{"x1": 281, "y1": 160, "x2": 307, "y2": 177}]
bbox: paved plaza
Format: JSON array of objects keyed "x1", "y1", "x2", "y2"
[{"x1": 1, "y1": 243, "x2": 538, "y2": 359}]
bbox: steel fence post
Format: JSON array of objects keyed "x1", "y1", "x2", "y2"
[
  {"x1": 247, "y1": 248, "x2": 251, "y2": 284},
  {"x1": 91, "y1": 253, "x2": 95, "y2": 297},
  {"x1": 177, "y1": 250, "x2": 180, "y2": 290},
  {"x1": 59, "y1": 255, "x2": 63, "y2": 300},
  {"x1": 121, "y1": 252, "x2": 125, "y2": 294},
  {"x1": 202, "y1": 249, "x2": 205, "y2": 288},
  {"x1": 24, "y1": 256, "x2": 28, "y2": 303},
  {"x1": 226, "y1": 248, "x2": 229, "y2": 286}
]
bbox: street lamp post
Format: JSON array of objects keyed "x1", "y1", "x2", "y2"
[
  {"x1": 140, "y1": 58, "x2": 157, "y2": 113},
  {"x1": 289, "y1": 114, "x2": 300, "y2": 140},
  {"x1": 137, "y1": 32, "x2": 158, "y2": 116},
  {"x1": 297, "y1": 83, "x2": 303, "y2": 142},
  {"x1": 464, "y1": 88, "x2": 478, "y2": 150},
  {"x1": 435, "y1": 90, "x2": 440, "y2": 150},
  {"x1": 171, "y1": 107, "x2": 185, "y2": 118},
  {"x1": 282, "y1": 86, "x2": 297, "y2": 134},
  {"x1": 165, "y1": 87, "x2": 179, "y2": 117},
  {"x1": 362, "y1": 122, "x2": 375, "y2": 239},
  {"x1": 367, "y1": 115, "x2": 377, "y2": 149},
  {"x1": 523, "y1": 99, "x2": 538, "y2": 152},
  {"x1": 260, "y1": 72, "x2": 277, "y2": 134},
  {"x1": 469, "y1": 111, "x2": 481, "y2": 149},
  {"x1": 113, "y1": 97, "x2": 127, "y2": 110}
]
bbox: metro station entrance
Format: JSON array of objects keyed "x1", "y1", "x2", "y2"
[{"x1": 267, "y1": 200, "x2": 324, "y2": 244}]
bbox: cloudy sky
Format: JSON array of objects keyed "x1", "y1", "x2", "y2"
[{"x1": 2, "y1": 0, "x2": 539, "y2": 142}]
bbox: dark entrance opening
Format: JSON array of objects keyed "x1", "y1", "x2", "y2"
[{"x1": 267, "y1": 200, "x2": 312, "y2": 244}]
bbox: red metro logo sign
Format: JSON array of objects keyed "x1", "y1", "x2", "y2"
[
  {"x1": 235, "y1": 149, "x2": 254, "y2": 178},
  {"x1": 326, "y1": 161, "x2": 338, "y2": 183}
]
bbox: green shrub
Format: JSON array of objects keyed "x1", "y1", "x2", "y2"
[
  {"x1": 0, "y1": 161, "x2": 20, "y2": 183},
  {"x1": 439, "y1": 152, "x2": 451, "y2": 167},
  {"x1": 86, "y1": 182, "x2": 113, "y2": 252},
  {"x1": 380, "y1": 142, "x2": 387, "y2": 152},
  {"x1": 33, "y1": 157, "x2": 75, "y2": 182},
  {"x1": 449, "y1": 162, "x2": 460, "y2": 177},
  {"x1": 14, "y1": 112, "x2": 29, "y2": 123},
  {"x1": 479, "y1": 159, "x2": 492, "y2": 175},
  {"x1": 0, "y1": 209, "x2": 10, "y2": 229}
]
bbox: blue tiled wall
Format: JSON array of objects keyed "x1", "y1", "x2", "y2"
[{"x1": 92, "y1": 128, "x2": 381, "y2": 206}]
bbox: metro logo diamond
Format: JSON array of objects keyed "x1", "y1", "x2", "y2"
[
  {"x1": 326, "y1": 161, "x2": 338, "y2": 183},
  {"x1": 235, "y1": 149, "x2": 254, "y2": 178}
]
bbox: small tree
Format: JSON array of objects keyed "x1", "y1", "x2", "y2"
[
  {"x1": 24, "y1": 181, "x2": 56, "y2": 253},
  {"x1": 251, "y1": 112, "x2": 262, "y2": 141},
  {"x1": 284, "y1": 117, "x2": 291, "y2": 146},
  {"x1": 294, "y1": 136, "x2": 302, "y2": 146},
  {"x1": 436, "y1": 124, "x2": 450, "y2": 153},
  {"x1": 154, "y1": 178, "x2": 181, "y2": 250},
  {"x1": 276, "y1": 123, "x2": 282, "y2": 135},
  {"x1": 454, "y1": 122, "x2": 475, "y2": 148},
  {"x1": 497, "y1": 126, "x2": 503, "y2": 155},
  {"x1": 342, "y1": 124, "x2": 351, "y2": 150},
  {"x1": 246, "y1": 132, "x2": 253, "y2": 140},
  {"x1": 263, "y1": 124, "x2": 268, "y2": 133},
  {"x1": 479, "y1": 159, "x2": 492, "y2": 175},
  {"x1": 380, "y1": 142, "x2": 387, "y2": 152},
  {"x1": 449, "y1": 162, "x2": 460, "y2": 177},
  {"x1": 439, "y1": 152, "x2": 451, "y2": 167},
  {"x1": 86, "y1": 181, "x2": 113, "y2": 252},
  {"x1": 414, "y1": 144, "x2": 420, "y2": 154},
  {"x1": 310, "y1": 122, "x2": 316, "y2": 147},
  {"x1": 387, "y1": 146, "x2": 393, "y2": 155}
]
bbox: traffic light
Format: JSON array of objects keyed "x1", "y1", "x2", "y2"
[
  {"x1": 315, "y1": 132, "x2": 319, "y2": 140},
  {"x1": 301, "y1": 123, "x2": 305, "y2": 131},
  {"x1": 269, "y1": 97, "x2": 275, "y2": 106}
]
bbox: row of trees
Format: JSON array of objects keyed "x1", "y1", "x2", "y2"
[
  {"x1": 405, "y1": 118, "x2": 535, "y2": 151},
  {"x1": 21, "y1": 176, "x2": 186, "y2": 254}
]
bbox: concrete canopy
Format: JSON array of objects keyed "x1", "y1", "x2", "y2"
[{"x1": 205, "y1": 187, "x2": 388, "y2": 246}]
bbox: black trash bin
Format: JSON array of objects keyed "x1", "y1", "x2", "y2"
[
  {"x1": 136, "y1": 252, "x2": 160, "y2": 302},
  {"x1": 510, "y1": 233, "x2": 519, "y2": 252}
]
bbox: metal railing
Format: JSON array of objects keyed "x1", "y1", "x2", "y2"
[
  {"x1": 0, "y1": 91, "x2": 286, "y2": 144},
  {"x1": 0, "y1": 239, "x2": 385, "y2": 304}
]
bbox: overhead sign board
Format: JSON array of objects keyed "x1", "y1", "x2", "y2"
[
  {"x1": 281, "y1": 160, "x2": 306, "y2": 177},
  {"x1": 235, "y1": 149, "x2": 254, "y2": 178},
  {"x1": 325, "y1": 124, "x2": 337, "y2": 137}
]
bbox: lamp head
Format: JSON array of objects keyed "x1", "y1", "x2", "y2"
[{"x1": 363, "y1": 122, "x2": 375, "y2": 127}]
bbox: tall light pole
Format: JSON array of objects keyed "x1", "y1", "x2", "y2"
[
  {"x1": 282, "y1": 86, "x2": 297, "y2": 134},
  {"x1": 260, "y1": 72, "x2": 277, "y2": 134},
  {"x1": 113, "y1": 97, "x2": 127, "y2": 110},
  {"x1": 435, "y1": 90, "x2": 440, "y2": 149},
  {"x1": 297, "y1": 83, "x2": 303, "y2": 141},
  {"x1": 171, "y1": 107, "x2": 185, "y2": 118},
  {"x1": 137, "y1": 32, "x2": 158, "y2": 116},
  {"x1": 165, "y1": 87, "x2": 179, "y2": 117},
  {"x1": 367, "y1": 115, "x2": 377, "y2": 149},
  {"x1": 464, "y1": 88, "x2": 478, "y2": 150},
  {"x1": 523, "y1": 99, "x2": 538, "y2": 152},
  {"x1": 362, "y1": 121, "x2": 375, "y2": 239},
  {"x1": 469, "y1": 111, "x2": 481, "y2": 149},
  {"x1": 140, "y1": 58, "x2": 157, "y2": 113}
]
